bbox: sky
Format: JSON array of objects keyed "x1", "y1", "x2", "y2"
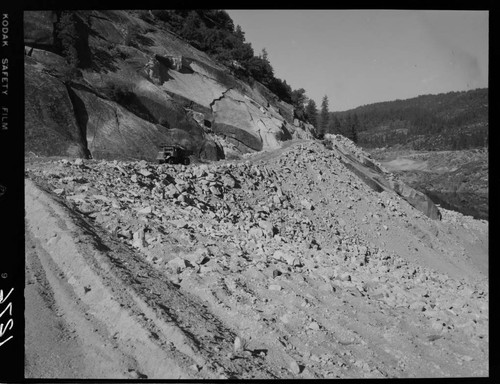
[{"x1": 226, "y1": 10, "x2": 489, "y2": 111}]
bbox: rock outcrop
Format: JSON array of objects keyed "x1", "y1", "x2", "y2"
[
  {"x1": 389, "y1": 181, "x2": 441, "y2": 220},
  {"x1": 25, "y1": 57, "x2": 89, "y2": 158},
  {"x1": 24, "y1": 10, "x2": 313, "y2": 161}
]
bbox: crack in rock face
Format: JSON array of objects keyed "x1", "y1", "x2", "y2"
[{"x1": 24, "y1": 8, "x2": 307, "y2": 162}]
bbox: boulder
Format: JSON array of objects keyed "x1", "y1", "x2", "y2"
[
  {"x1": 249, "y1": 227, "x2": 264, "y2": 239},
  {"x1": 221, "y1": 174, "x2": 237, "y2": 188},
  {"x1": 301, "y1": 199, "x2": 314, "y2": 210},
  {"x1": 258, "y1": 220, "x2": 274, "y2": 237},
  {"x1": 132, "y1": 228, "x2": 147, "y2": 248},
  {"x1": 289, "y1": 360, "x2": 301, "y2": 375},
  {"x1": 166, "y1": 257, "x2": 187, "y2": 274}
]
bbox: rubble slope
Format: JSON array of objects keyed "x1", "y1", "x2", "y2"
[{"x1": 25, "y1": 139, "x2": 488, "y2": 379}]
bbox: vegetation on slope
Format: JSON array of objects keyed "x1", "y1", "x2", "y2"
[{"x1": 332, "y1": 89, "x2": 488, "y2": 151}]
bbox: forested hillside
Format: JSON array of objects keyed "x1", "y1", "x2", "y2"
[{"x1": 331, "y1": 89, "x2": 488, "y2": 151}]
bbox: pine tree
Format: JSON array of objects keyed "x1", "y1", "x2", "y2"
[
  {"x1": 318, "y1": 95, "x2": 329, "y2": 138},
  {"x1": 344, "y1": 114, "x2": 352, "y2": 139},
  {"x1": 291, "y1": 88, "x2": 307, "y2": 109},
  {"x1": 261, "y1": 48, "x2": 269, "y2": 62},
  {"x1": 56, "y1": 12, "x2": 80, "y2": 68},
  {"x1": 180, "y1": 11, "x2": 204, "y2": 47},
  {"x1": 291, "y1": 88, "x2": 308, "y2": 119},
  {"x1": 331, "y1": 114, "x2": 342, "y2": 135},
  {"x1": 305, "y1": 99, "x2": 318, "y2": 132},
  {"x1": 350, "y1": 113, "x2": 360, "y2": 143},
  {"x1": 326, "y1": 114, "x2": 338, "y2": 135},
  {"x1": 234, "y1": 25, "x2": 245, "y2": 42}
]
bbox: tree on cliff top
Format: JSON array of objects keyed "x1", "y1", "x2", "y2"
[
  {"x1": 291, "y1": 88, "x2": 308, "y2": 120},
  {"x1": 329, "y1": 114, "x2": 342, "y2": 135},
  {"x1": 318, "y1": 95, "x2": 330, "y2": 138},
  {"x1": 55, "y1": 11, "x2": 91, "y2": 69},
  {"x1": 305, "y1": 99, "x2": 318, "y2": 131},
  {"x1": 343, "y1": 113, "x2": 359, "y2": 143}
]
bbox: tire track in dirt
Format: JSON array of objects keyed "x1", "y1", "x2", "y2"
[
  {"x1": 25, "y1": 179, "x2": 281, "y2": 379},
  {"x1": 24, "y1": 138, "x2": 488, "y2": 378}
]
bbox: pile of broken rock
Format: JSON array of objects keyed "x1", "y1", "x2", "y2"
[{"x1": 26, "y1": 140, "x2": 488, "y2": 378}]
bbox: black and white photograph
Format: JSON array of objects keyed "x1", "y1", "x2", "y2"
[{"x1": 9, "y1": 7, "x2": 491, "y2": 380}]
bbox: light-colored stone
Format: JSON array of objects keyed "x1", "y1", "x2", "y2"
[
  {"x1": 308, "y1": 321, "x2": 320, "y2": 330},
  {"x1": 132, "y1": 228, "x2": 147, "y2": 248},
  {"x1": 170, "y1": 219, "x2": 188, "y2": 228},
  {"x1": 209, "y1": 186, "x2": 222, "y2": 196},
  {"x1": 269, "y1": 284, "x2": 282, "y2": 291},
  {"x1": 289, "y1": 360, "x2": 301, "y2": 374},
  {"x1": 138, "y1": 169, "x2": 152, "y2": 177},
  {"x1": 167, "y1": 257, "x2": 187, "y2": 274},
  {"x1": 137, "y1": 206, "x2": 152, "y2": 215},
  {"x1": 301, "y1": 199, "x2": 314, "y2": 210},
  {"x1": 234, "y1": 336, "x2": 243, "y2": 352}
]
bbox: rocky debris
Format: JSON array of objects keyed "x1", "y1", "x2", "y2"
[
  {"x1": 25, "y1": 138, "x2": 488, "y2": 378},
  {"x1": 289, "y1": 360, "x2": 302, "y2": 375},
  {"x1": 233, "y1": 336, "x2": 243, "y2": 353},
  {"x1": 323, "y1": 134, "x2": 441, "y2": 220}
]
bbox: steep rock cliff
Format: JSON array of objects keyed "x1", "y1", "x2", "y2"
[{"x1": 24, "y1": 10, "x2": 313, "y2": 161}]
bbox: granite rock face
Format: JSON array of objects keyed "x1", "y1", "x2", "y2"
[
  {"x1": 24, "y1": 10, "x2": 313, "y2": 161},
  {"x1": 25, "y1": 58, "x2": 89, "y2": 158},
  {"x1": 389, "y1": 181, "x2": 441, "y2": 220}
]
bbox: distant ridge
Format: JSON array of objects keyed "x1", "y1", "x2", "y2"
[{"x1": 333, "y1": 88, "x2": 488, "y2": 151}]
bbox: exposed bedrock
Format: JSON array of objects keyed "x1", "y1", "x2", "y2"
[
  {"x1": 25, "y1": 60, "x2": 89, "y2": 158},
  {"x1": 24, "y1": 10, "x2": 314, "y2": 161}
]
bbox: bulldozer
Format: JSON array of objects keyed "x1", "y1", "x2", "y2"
[{"x1": 156, "y1": 145, "x2": 191, "y2": 165}]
